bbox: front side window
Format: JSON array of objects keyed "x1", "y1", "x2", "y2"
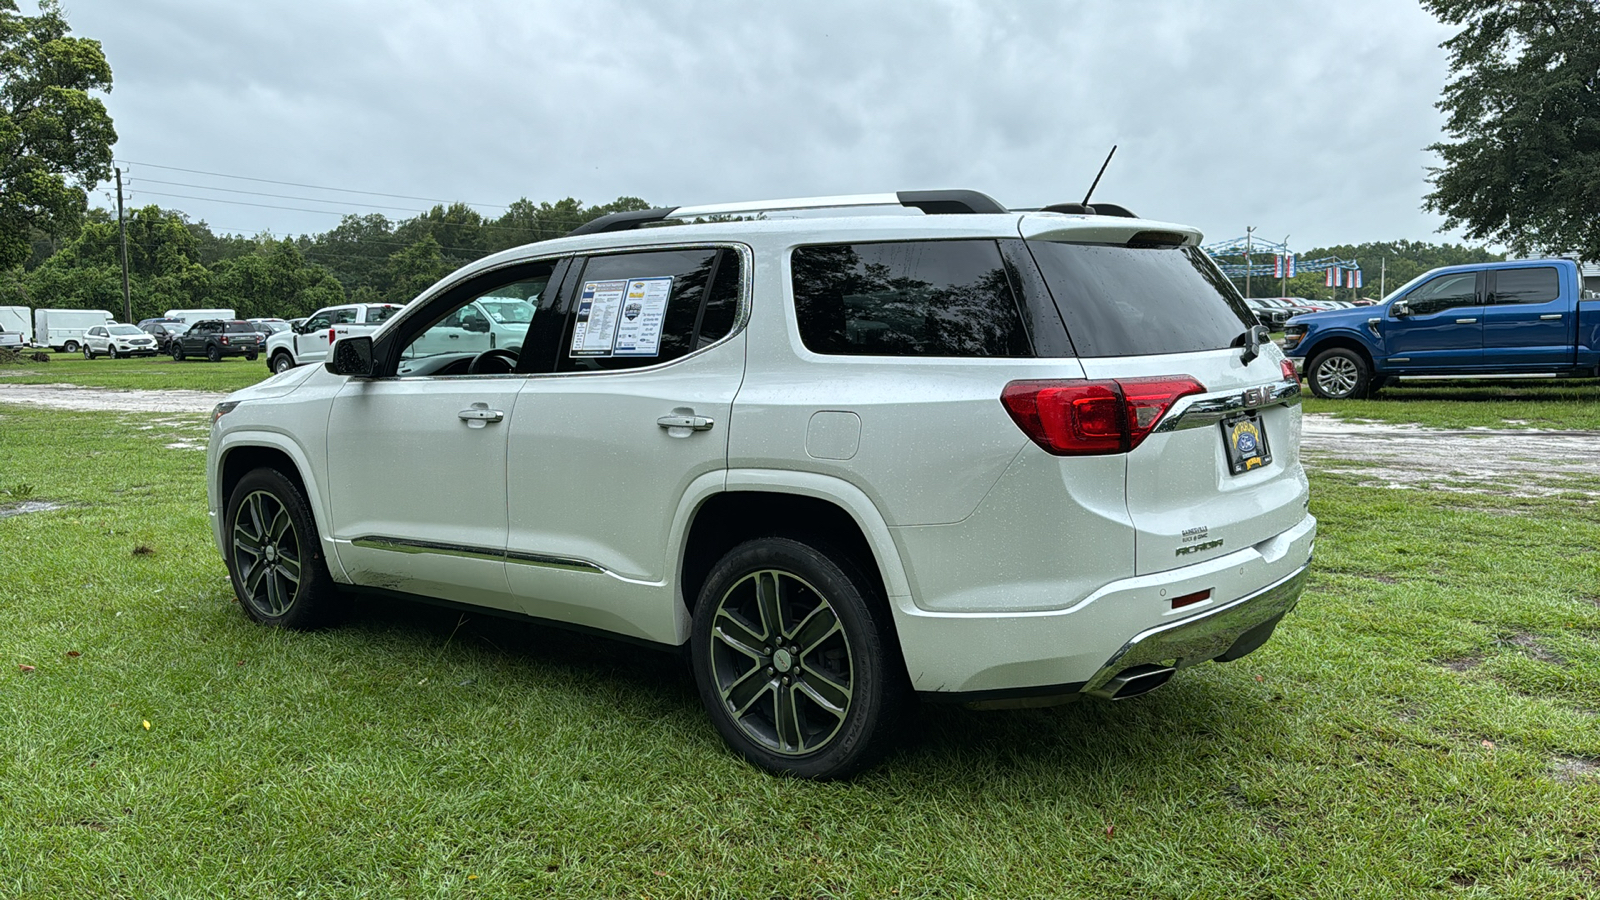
[
  {"x1": 1492, "y1": 267, "x2": 1560, "y2": 305},
  {"x1": 791, "y1": 240, "x2": 1030, "y2": 357},
  {"x1": 1403, "y1": 272, "x2": 1478, "y2": 316},
  {"x1": 396, "y1": 265, "x2": 554, "y2": 377},
  {"x1": 557, "y1": 247, "x2": 742, "y2": 373},
  {"x1": 1027, "y1": 242, "x2": 1255, "y2": 358}
]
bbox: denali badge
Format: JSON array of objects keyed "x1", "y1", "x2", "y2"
[{"x1": 1176, "y1": 538, "x2": 1224, "y2": 556}]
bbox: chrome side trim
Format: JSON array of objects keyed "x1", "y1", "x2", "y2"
[
  {"x1": 1153, "y1": 381, "x2": 1301, "y2": 433},
  {"x1": 1082, "y1": 563, "x2": 1309, "y2": 695},
  {"x1": 350, "y1": 536, "x2": 604, "y2": 574}
]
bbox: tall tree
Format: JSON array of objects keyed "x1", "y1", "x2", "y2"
[
  {"x1": 0, "y1": 0, "x2": 115, "y2": 269},
  {"x1": 1423, "y1": 0, "x2": 1600, "y2": 259}
]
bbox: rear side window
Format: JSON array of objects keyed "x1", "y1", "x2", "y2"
[
  {"x1": 366, "y1": 305, "x2": 401, "y2": 324},
  {"x1": 791, "y1": 240, "x2": 1030, "y2": 357},
  {"x1": 1493, "y1": 267, "x2": 1560, "y2": 305},
  {"x1": 558, "y1": 247, "x2": 741, "y2": 373},
  {"x1": 1027, "y1": 242, "x2": 1255, "y2": 357}
]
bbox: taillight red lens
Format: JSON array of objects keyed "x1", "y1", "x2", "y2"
[
  {"x1": 1281, "y1": 359, "x2": 1299, "y2": 383},
  {"x1": 1000, "y1": 376, "x2": 1205, "y2": 456}
]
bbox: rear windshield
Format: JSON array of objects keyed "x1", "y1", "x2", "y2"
[
  {"x1": 1028, "y1": 242, "x2": 1256, "y2": 357},
  {"x1": 223, "y1": 322, "x2": 258, "y2": 333}
]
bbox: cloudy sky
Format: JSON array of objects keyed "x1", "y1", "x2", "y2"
[{"x1": 67, "y1": 0, "x2": 1462, "y2": 252}]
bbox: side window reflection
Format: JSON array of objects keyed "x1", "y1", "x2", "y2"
[{"x1": 397, "y1": 274, "x2": 550, "y2": 377}]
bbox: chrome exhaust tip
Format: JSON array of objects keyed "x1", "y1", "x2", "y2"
[{"x1": 1088, "y1": 664, "x2": 1176, "y2": 701}]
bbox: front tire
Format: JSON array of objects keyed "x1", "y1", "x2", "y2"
[
  {"x1": 1307, "y1": 348, "x2": 1372, "y2": 400},
  {"x1": 109, "y1": 345, "x2": 120, "y2": 360},
  {"x1": 689, "y1": 537, "x2": 908, "y2": 780},
  {"x1": 224, "y1": 468, "x2": 342, "y2": 629}
]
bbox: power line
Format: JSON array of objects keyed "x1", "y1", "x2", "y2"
[
  {"x1": 127, "y1": 189, "x2": 383, "y2": 217},
  {"x1": 114, "y1": 158, "x2": 510, "y2": 209},
  {"x1": 133, "y1": 177, "x2": 431, "y2": 214}
]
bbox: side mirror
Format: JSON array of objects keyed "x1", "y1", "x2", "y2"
[
  {"x1": 326, "y1": 335, "x2": 376, "y2": 377},
  {"x1": 1390, "y1": 299, "x2": 1412, "y2": 318}
]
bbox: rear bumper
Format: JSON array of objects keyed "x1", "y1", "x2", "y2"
[{"x1": 896, "y1": 512, "x2": 1316, "y2": 697}]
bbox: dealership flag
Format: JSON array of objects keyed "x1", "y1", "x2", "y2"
[
  {"x1": 1351, "y1": 268, "x2": 1363, "y2": 289},
  {"x1": 1274, "y1": 255, "x2": 1284, "y2": 278},
  {"x1": 1286, "y1": 254, "x2": 1296, "y2": 277},
  {"x1": 1325, "y1": 268, "x2": 1336, "y2": 287}
]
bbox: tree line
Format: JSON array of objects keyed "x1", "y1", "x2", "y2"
[{"x1": 0, "y1": 197, "x2": 649, "y2": 321}]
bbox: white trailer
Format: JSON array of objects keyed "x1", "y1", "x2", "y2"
[
  {"x1": 0, "y1": 305, "x2": 30, "y2": 345},
  {"x1": 164, "y1": 307, "x2": 236, "y2": 325},
  {"x1": 34, "y1": 308, "x2": 114, "y2": 352}
]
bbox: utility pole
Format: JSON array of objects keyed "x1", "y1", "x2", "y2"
[
  {"x1": 115, "y1": 167, "x2": 131, "y2": 324},
  {"x1": 1244, "y1": 225, "x2": 1256, "y2": 299},
  {"x1": 1380, "y1": 257, "x2": 1386, "y2": 299},
  {"x1": 1280, "y1": 234, "x2": 1290, "y2": 297}
]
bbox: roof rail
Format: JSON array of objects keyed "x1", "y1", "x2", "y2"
[{"x1": 566, "y1": 189, "x2": 1009, "y2": 236}]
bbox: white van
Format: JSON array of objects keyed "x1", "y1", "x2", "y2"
[
  {"x1": 0, "y1": 305, "x2": 30, "y2": 346},
  {"x1": 34, "y1": 309, "x2": 114, "y2": 353},
  {"x1": 164, "y1": 308, "x2": 237, "y2": 326}
]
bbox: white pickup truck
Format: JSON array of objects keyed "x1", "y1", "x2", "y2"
[{"x1": 265, "y1": 303, "x2": 403, "y2": 373}]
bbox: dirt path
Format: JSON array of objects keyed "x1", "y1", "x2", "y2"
[
  {"x1": 1302, "y1": 413, "x2": 1600, "y2": 498},
  {"x1": 1, "y1": 384, "x2": 1595, "y2": 497},
  {"x1": 0, "y1": 382, "x2": 225, "y2": 413}
]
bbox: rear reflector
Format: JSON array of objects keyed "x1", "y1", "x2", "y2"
[
  {"x1": 1000, "y1": 376, "x2": 1205, "y2": 455},
  {"x1": 1171, "y1": 589, "x2": 1211, "y2": 609}
]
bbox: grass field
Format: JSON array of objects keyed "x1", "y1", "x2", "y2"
[
  {"x1": 0, "y1": 351, "x2": 272, "y2": 393},
  {"x1": 2, "y1": 368, "x2": 1598, "y2": 897}
]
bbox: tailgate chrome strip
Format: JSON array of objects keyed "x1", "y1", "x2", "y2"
[{"x1": 1154, "y1": 381, "x2": 1300, "y2": 433}]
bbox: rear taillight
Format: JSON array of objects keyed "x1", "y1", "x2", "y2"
[
  {"x1": 1281, "y1": 359, "x2": 1298, "y2": 383},
  {"x1": 1000, "y1": 376, "x2": 1205, "y2": 456},
  {"x1": 221, "y1": 335, "x2": 230, "y2": 345}
]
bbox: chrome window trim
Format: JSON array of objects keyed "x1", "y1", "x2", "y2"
[
  {"x1": 351, "y1": 536, "x2": 605, "y2": 574},
  {"x1": 1152, "y1": 380, "x2": 1302, "y2": 433}
]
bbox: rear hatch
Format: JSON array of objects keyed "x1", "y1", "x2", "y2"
[{"x1": 1022, "y1": 219, "x2": 1308, "y2": 576}]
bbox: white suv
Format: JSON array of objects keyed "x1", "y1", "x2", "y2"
[
  {"x1": 207, "y1": 191, "x2": 1314, "y2": 779},
  {"x1": 264, "y1": 303, "x2": 403, "y2": 373}
]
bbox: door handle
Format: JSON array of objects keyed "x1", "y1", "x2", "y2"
[
  {"x1": 1539, "y1": 314, "x2": 1563, "y2": 320},
  {"x1": 1455, "y1": 318, "x2": 1478, "y2": 324},
  {"x1": 657, "y1": 409, "x2": 714, "y2": 434},
  {"x1": 458, "y1": 403, "x2": 504, "y2": 428}
]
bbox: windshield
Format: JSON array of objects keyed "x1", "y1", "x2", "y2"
[
  {"x1": 477, "y1": 298, "x2": 536, "y2": 325},
  {"x1": 108, "y1": 325, "x2": 143, "y2": 335}
]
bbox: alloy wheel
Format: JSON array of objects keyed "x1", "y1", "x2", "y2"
[
  {"x1": 230, "y1": 490, "x2": 303, "y2": 618},
  {"x1": 1315, "y1": 356, "x2": 1358, "y2": 397},
  {"x1": 708, "y1": 569, "x2": 854, "y2": 756}
]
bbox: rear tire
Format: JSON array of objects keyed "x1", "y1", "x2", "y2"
[
  {"x1": 689, "y1": 537, "x2": 908, "y2": 780},
  {"x1": 1307, "y1": 348, "x2": 1372, "y2": 400},
  {"x1": 65, "y1": 341, "x2": 80, "y2": 354},
  {"x1": 224, "y1": 467, "x2": 343, "y2": 629},
  {"x1": 206, "y1": 345, "x2": 221, "y2": 363},
  {"x1": 82, "y1": 344, "x2": 93, "y2": 359},
  {"x1": 271, "y1": 352, "x2": 295, "y2": 374},
  {"x1": 245, "y1": 352, "x2": 258, "y2": 361},
  {"x1": 173, "y1": 344, "x2": 186, "y2": 361}
]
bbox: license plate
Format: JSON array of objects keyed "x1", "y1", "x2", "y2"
[{"x1": 1222, "y1": 413, "x2": 1271, "y2": 475}]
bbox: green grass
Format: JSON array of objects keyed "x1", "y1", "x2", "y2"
[
  {"x1": 2, "y1": 404, "x2": 1599, "y2": 898},
  {"x1": 1303, "y1": 378, "x2": 1600, "y2": 431},
  {"x1": 0, "y1": 351, "x2": 273, "y2": 393}
]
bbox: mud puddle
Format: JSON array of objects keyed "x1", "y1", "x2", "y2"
[
  {"x1": 1302, "y1": 413, "x2": 1600, "y2": 498},
  {"x1": 0, "y1": 500, "x2": 66, "y2": 519}
]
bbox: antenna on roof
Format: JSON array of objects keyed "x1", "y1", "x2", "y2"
[{"x1": 1082, "y1": 145, "x2": 1117, "y2": 207}]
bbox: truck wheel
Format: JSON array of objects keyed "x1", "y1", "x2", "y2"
[
  {"x1": 689, "y1": 537, "x2": 909, "y2": 780},
  {"x1": 207, "y1": 345, "x2": 222, "y2": 363},
  {"x1": 63, "y1": 341, "x2": 79, "y2": 354},
  {"x1": 1307, "y1": 348, "x2": 1372, "y2": 400},
  {"x1": 224, "y1": 468, "x2": 344, "y2": 629},
  {"x1": 271, "y1": 353, "x2": 295, "y2": 374}
]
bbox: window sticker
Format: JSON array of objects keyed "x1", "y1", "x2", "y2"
[
  {"x1": 570, "y1": 279, "x2": 628, "y2": 356},
  {"x1": 612, "y1": 276, "x2": 673, "y2": 357}
]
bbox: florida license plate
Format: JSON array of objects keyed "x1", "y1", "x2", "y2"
[{"x1": 1222, "y1": 413, "x2": 1271, "y2": 475}]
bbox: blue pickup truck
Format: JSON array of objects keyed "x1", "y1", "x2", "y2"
[{"x1": 1283, "y1": 258, "x2": 1600, "y2": 399}]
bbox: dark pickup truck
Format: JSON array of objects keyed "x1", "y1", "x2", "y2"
[{"x1": 1284, "y1": 258, "x2": 1600, "y2": 399}]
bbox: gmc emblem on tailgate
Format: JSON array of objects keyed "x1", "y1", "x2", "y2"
[{"x1": 1242, "y1": 386, "x2": 1268, "y2": 407}]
